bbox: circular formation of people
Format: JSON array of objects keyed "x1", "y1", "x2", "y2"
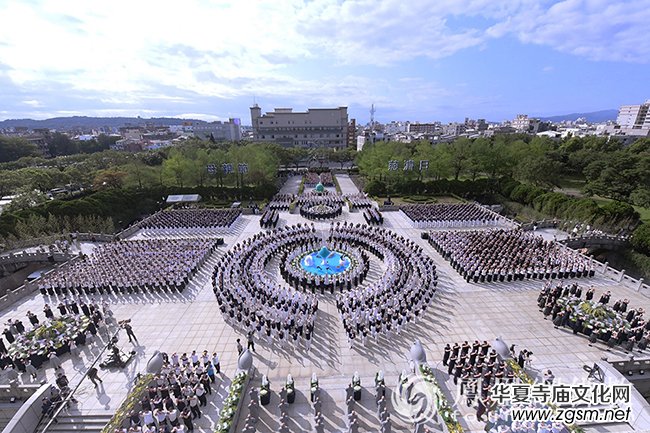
[
  {"x1": 16, "y1": 170, "x2": 641, "y2": 433},
  {"x1": 212, "y1": 221, "x2": 438, "y2": 347},
  {"x1": 297, "y1": 191, "x2": 345, "y2": 220}
]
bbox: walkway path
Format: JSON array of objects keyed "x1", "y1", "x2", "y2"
[
  {"x1": 1, "y1": 190, "x2": 648, "y2": 432},
  {"x1": 335, "y1": 173, "x2": 360, "y2": 195}
]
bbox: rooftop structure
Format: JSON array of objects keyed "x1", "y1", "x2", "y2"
[{"x1": 250, "y1": 105, "x2": 348, "y2": 149}]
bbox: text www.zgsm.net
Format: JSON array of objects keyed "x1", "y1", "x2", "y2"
[{"x1": 510, "y1": 406, "x2": 631, "y2": 424}]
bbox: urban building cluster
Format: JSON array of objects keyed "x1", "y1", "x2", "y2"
[
  {"x1": 0, "y1": 118, "x2": 243, "y2": 155},
  {"x1": 1, "y1": 100, "x2": 649, "y2": 157},
  {"x1": 355, "y1": 100, "x2": 650, "y2": 150}
]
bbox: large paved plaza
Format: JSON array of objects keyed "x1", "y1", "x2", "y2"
[{"x1": 2, "y1": 174, "x2": 650, "y2": 433}]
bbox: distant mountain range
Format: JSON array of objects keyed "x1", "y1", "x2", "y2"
[
  {"x1": 539, "y1": 109, "x2": 618, "y2": 123},
  {"x1": 0, "y1": 116, "x2": 207, "y2": 130},
  {"x1": 0, "y1": 110, "x2": 620, "y2": 131}
]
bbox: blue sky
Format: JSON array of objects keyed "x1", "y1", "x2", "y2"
[{"x1": 0, "y1": 0, "x2": 649, "y2": 124}]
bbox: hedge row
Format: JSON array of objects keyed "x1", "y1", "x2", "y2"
[
  {"x1": 500, "y1": 179, "x2": 639, "y2": 230},
  {"x1": 0, "y1": 182, "x2": 278, "y2": 237},
  {"x1": 363, "y1": 176, "x2": 640, "y2": 231},
  {"x1": 365, "y1": 178, "x2": 498, "y2": 198}
]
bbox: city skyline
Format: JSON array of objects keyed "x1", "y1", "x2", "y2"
[{"x1": 1, "y1": 0, "x2": 649, "y2": 124}]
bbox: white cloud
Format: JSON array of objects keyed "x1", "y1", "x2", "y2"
[
  {"x1": 0, "y1": 0, "x2": 648, "y2": 120},
  {"x1": 487, "y1": 0, "x2": 650, "y2": 63},
  {"x1": 22, "y1": 99, "x2": 42, "y2": 107}
]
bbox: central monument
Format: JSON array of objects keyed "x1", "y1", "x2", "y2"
[{"x1": 300, "y1": 246, "x2": 351, "y2": 276}]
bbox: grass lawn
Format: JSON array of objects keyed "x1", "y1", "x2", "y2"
[
  {"x1": 635, "y1": 206, "x2": 650, "y2": 224},
  {"x1": 502, "y1": 200, "x2": 549, "y2": 223},
  {"x1": 592, "y1": 195, "x2": 650, "y2": 224},
  {"x1": 557, "y1": 177, "x2": 586, "y2": 189}
]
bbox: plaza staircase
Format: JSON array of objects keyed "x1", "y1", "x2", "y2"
[{"x1": 45, "y1": 412, "x2": 112, "y2": 433}]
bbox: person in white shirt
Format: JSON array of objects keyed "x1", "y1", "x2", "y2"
[
  {"x1": 188, "y1": 394, "x2": 201, "y2": 419},
  {"x1": 211, "y1": 353, "x2": 220, "y2": 374},
  {"x1": 194, "y1": 384, "x2": 206, "y2": 406},
  {"x1": 141, "y1": 409, "x2": 154, "y2": 427},
  {"x1": 153, "y1": 409, "x2": 167, "y2": 429},
  {"x1": 167, "y1": 407, "x2": 179, "y2": 427}
]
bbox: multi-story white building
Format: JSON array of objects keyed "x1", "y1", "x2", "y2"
[
  {"x1": 617, "y1": 101, "x2": 650, "y2": 129},
  {"x1": 250, "y1": 105, "x2": 349, "y2": 148},
  {"x1": 511, "y1": 114, "x2": 531, "y2": 132},
  {"x1": 193, "y1": 119, "x2": 241, "y2": 141}
]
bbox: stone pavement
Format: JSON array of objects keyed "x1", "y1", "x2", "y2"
[{"x1": 0, "y1": 173, "x2": 649, "y2": 432}]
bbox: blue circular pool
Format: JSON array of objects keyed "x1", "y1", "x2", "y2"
[{"x1": 300, "y1": 247, "x2": 351, "y2": 276}]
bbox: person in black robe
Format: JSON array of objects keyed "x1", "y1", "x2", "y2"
[
  {"x1": 80, "y1": 302, "x2": 91, "y2": 317},
  {"x1": 447, "y1": 355, "x2": 457, "y2": 376},
  {"x1": 57, "y1": 303, "x2": 67, "y2": 316},
  {"x1": 2, "y1": 329, "x2": 14, "y2": 344},
  {"x1": 442, "y1": 344, "x2": 451, "y2": 366},
  {"x1": 517, "y1": 350, "x2": 526, "y2": 368},
  {"x1": 14, "y1": 320, "x2": 25, "y2": 334},
  {"x1": 27, "y1": 312, "x2": 39, "y2": 327},
  {"x1": 598, "y1": 291, "x2": 611, "y2": 304}
]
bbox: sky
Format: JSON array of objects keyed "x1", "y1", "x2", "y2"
[{"x1": 0, "y1": 0, "x2": 649, "y2": 124}]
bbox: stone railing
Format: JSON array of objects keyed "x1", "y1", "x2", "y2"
[
  {"x1": 596, "y1": 360, "x2": 650, "y2": 431},
  {"x1": 0, "y1": 251, "x2": 73, "y2": 267},
  {"x1": 556, "y1": 242, "x2": 650, "y2": 296},
  {"x1": 0, "y1": 383, "x2": 52, "y2": 433},
  {"x1": 560, "y1": 234, "x2": 629, "y2": 250},
  {"x1": 0, "y1": 255, "x2": 83, "y2": 311},
  {"x1": 378, "y1": 205, "x2": 400, "y2": 212},
  {"x1": 520, "y1": 219, "x2": 560, "y2": 231}
]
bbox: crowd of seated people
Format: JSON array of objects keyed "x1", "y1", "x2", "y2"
[
  {"x1": 346, "y1": 193, "x2": 373, "y2": 210},
  {"x1": 296, "y1": 191, "x2": 345, "y2": 206},
  {"x1": 36, "y1": 239, "x2": 217, "y2": 296},
  {"x1": 267, "y1": 194, "x2": 294, "y2": 211},
  {"x1": 213, "y1": 224, "x2": 319, "y2": 348},
  {"x1": 401, "y1": 203, "x2": 503, "y2": 228},
  {"x1": 297, "y1": 191, "x2": 345, "y2": 220},
  {"x1": 140, "y1": 209, "x2": 241, "y2": 230},
  {"x1": 363, "y1": 208, "x2": 383, "y2": 225},
  {"x1": 299, "y1": 202, "x2": 343, "y2": 220},
  {"x1": 303, "y1": 172, "x2": 334, "y2": 187},
  {"x1": 112, "y1": 351, "x2": 221, "y2": 433},
  {"x1": 334, "y1": 223, "x2": 438, "y2": 346},
  {"x1": 428, "y1": 229, "x2": 594, "y2": 283},
  {"x1": 259, "y1": 209, "x2": 279, "y2": 229},
  {"x1": 539, "y1": 282, "x2": 650, "y2": 351},
  {"x1": 280, "y1": 243, "x2": 369, "y2": 293}
]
